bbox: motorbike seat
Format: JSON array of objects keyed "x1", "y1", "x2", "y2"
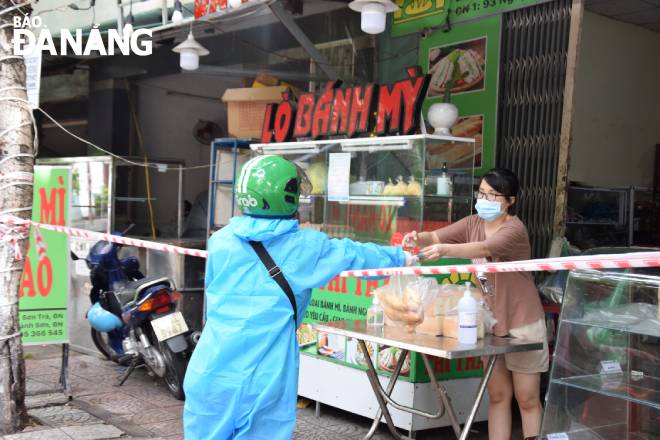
[{"x1": 113, "y1": 276, "x2": 173, "y2": 308}]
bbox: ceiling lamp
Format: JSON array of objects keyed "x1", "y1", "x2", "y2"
[
  {"x1": 348, "y1": 0, "x2": 398, "y2": 35},
  {"x1": 172, "y1": 31, "x2": 209, "y2": 71},
  {"x1": 171, "y1": 0, "x2": 183, "y2": 24}
]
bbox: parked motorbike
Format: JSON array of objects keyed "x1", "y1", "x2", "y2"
[{"x1": 72, "y1": 226, "x2": 199, "y2": 400}]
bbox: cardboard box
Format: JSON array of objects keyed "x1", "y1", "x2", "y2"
[{"x1": 221, "y1": 86, "x2": 288, "y2": 140}]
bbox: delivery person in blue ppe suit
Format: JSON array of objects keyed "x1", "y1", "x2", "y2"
[{"x1": 183, "y1": 155, "x2": 416, "y2": 440}]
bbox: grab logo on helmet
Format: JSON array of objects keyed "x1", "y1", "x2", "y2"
[{"x1": 237, "y1": 194, "x2": 258, "y2": 208}]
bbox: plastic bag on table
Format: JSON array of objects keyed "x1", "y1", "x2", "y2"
[
  {"x1": 479, "y1": 300, "x2": 498, "y2": 335},
  {"x1": 417, "y1": 283, "x2": 496, "y2": 336},
  {"x1": 375, "y1": 274, "x2": 438, "y2": 333},
  {"x1": 433, "y1": 283, "x2": 485, "y2": 315},
  {"x1": 436, "y1": 286, "x2": 495, "y2": 339}
]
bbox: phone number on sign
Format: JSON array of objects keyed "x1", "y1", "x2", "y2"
[
  {"x1": 28, "y1": 329, "x2": 64, "y2": 338},
  {"x1": 451, "y1": 0, "x2": 517, "y2": 16}
]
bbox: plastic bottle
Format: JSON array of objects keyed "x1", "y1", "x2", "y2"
[
  {"x1": 458, "y1": 282, "x2": 478, "y2": 344},
  {"x1": 436, "y1": 162, "x2": 452, "y2": 196},
  {"x1": 367, "y1": 296, "x2": 384, "y2": 328}
]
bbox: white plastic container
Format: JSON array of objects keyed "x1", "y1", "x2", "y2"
[
  {"x1": 436, "y1": 175, "x2": 452, "y2": 196},
  {"x1": 458, "y1": 282, "x2": 479, "y2": 344},
  {"x1": 367, "y1": 297, "x2": 384, "y2": 328},
  {"x1": 436, "y1": 162, "x2": 452, "y2": 196}
]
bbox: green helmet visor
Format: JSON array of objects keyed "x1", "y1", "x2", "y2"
[{"x1": 293, "y1": 162, "x2": 312, "y2": 196}]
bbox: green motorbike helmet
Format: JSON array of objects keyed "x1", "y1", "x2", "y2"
[{"x1": 235, "y1": 155, "x2": 311, "y2": 217}]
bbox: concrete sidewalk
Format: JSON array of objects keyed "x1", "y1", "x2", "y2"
[{"x1": 2, "y1": 346, "x2": 494, "y2": 440}]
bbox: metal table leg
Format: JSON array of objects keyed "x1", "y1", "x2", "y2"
[
  {"x1": 420, "y1": 354, "x2": 460, "y2": 438},
  {"x1": 360, "y1": 341, "x2": 497, "y2": 440},
  {"x1": 458, "y1": 355, "x2": 497, "y2": 440},
  {"x1": 420, "y1": 353, "x2": 497, "y2": 440},
  {"x1": 359, "y1": 340, "x2": 407, "y2": 440}
]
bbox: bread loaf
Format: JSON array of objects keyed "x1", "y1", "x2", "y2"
[{"x1": 416, "y1": 315, "x2": 444, "y2": 336}]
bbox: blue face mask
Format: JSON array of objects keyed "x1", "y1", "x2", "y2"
[{"x1": 475, "y1": 198, "x2": 503, "y2": 221}]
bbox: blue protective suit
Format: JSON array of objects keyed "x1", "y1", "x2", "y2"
[{"x1": 183, "y1": 216, "x2": 404, "y2": 440}]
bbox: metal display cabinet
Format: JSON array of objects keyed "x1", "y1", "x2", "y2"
[
  {"x1": 566, "y1": 186, "x2": 656, "y2": 251},
  {"x1": 36, "y1": 156, "x2": 203, "y2": 353},
  {"x1": 37, "y1": 156, "x2": 186, "y2": 236},
  {"x1": 566, "y1": 186, "x2": 629, "y2": 251},
  {"x1": 250, "y1": 134, "x2": 485, "y2": 434},
  {"x1": 540, "y1": 269, "x2": 660, "y2": 439}
]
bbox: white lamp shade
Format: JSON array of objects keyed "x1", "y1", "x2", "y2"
[
  {"x1": 180, "y1": 51, "x2": 199, "y2": 70},
  {"x1": 361, "y1": 3, "x2": 386, "y2": 34},
  {"x1": 173, "y1": 31, "x2": 209, "y2": 71},
  {"x1": 171, "y1": 9, "x2": 183, "y2": 23}
]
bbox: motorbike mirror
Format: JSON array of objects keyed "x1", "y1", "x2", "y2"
[
  {"x1": 70, "y1": 251, "x2": 80, "y2": 261},
  {"x1": 120, "y1": 223, "x2": 135, "y2": 236},
  {"x1": 112, "y1": 224, "x2": 135, "y2": 238}
]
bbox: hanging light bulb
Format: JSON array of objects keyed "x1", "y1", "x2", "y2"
[
  {"x1": 228, "y1": 0, "x2": 243, "y2": 9},
  {"x1": 123, "y1": 12, "x2": 134, "y2": 37},
  {"x1": 172, "y1": 31, "x2": 209, "y2": 71},
  {"x1": 171, "y1": 0, "x2": 183, "y2": 24},
  {"x1": 348, "y1": 0, "x2": 398, "y2": 35}
]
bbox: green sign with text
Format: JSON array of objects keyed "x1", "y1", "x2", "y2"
[
  {"x1": 19, "y1": 166, "x2": 70, "y2": 345},
  {"x1": 392, "y1": 0, "x2": 552, "y2": 36}
]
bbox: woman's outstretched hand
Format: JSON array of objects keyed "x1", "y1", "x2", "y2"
[
  {"x1": 419, "y1": 243, "x2": 446, "y2": 261},
  {"x1": 401, "y1": 231, "x2": 418, "y2": 251}
]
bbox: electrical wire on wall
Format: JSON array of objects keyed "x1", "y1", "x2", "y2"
[{"x1": 127, "y1": 83, "x2": 158, "y2": 240}]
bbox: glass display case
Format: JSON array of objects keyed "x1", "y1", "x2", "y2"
[
  {"x1": 251, "y1": 134, "x2": 476, "y2": 246},
  {"x1": 541, "y1": 268, "x2": 660, "y2": 439}
]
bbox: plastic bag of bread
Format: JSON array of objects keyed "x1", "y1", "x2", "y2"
[
  {"x1": 416, "y1": 314, "x2": 444, "y2": 336},
  {"x1": 375, "y1": 274, "x2": 438, "y2": 333},
  {"x1": 442, "y1": 295, "x2": 497, "y2": 340},
  {"x1": 418, "y1": 282, "x2": 494, "y2": 337},
  {"x1": 434, "y1": 283, "x2": 484, "y2": 315}
]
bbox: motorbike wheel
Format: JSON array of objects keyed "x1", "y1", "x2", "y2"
[
  {"x1": 159, "y1": 341, "x2": 187, "y2": 401},
  {"x1": 91, "y1": 329, "x2": 117, "y2": 362}
]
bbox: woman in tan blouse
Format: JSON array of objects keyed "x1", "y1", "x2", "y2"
[{"x1": 402, "y1": 168, "x2": 548, "y2": 440}]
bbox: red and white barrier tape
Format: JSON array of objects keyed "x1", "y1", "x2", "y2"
[
  {"x1": 0, "y1": 215, "x2": 208, "y2": 260},
  {"x1": 0, "y1": 215, "x2": 30, "y2": 260},
  {"x1": 341, "y1": 252, "x2": 660, "y2": 278},
  {"x1": 2, "y1": 215, "x2": 660, "y2": 276}
]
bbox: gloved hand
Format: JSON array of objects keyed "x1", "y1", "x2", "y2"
[{"x1": 403, "y1": 251, "x2": 419, "y2": 267}]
